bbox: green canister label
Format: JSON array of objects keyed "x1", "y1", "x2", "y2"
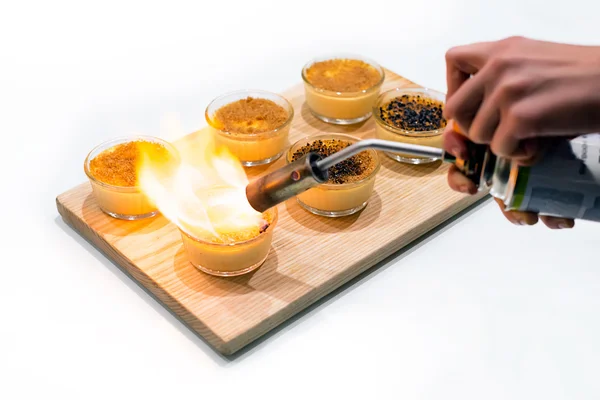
[{"x1": 509, "y1": 134, "x2": 600, "y2": 221}]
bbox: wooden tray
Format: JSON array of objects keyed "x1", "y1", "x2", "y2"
[{"x1": 56, "y1": 69, "x2": 485, "y2": 355}]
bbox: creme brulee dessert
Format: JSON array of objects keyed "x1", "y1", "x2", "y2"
[
  {"x1": 205, "y1": 90, "x2": 294, "y2": 166},
  {"x1": 84, "y1": 136, "x2": 178, "y2": 219},
  {"x1": 287, "y1": 134, "x2": 380, "y2": 217},
  {"x1": 302, "y1": 55, "x2": 384, "y2": 125},
  {"x1": 179, "y1": 199, "x2": 278, "y2": 277},
  {"x1": 374, "y1": 88, "x2": 446, "y2": 164}
]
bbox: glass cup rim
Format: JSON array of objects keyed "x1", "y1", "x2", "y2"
[
  {"x1": 205, "y1": 89, "x2": 295, "y2": 138},
  {"x1": 84, "y1": 135, "x2": 180, "y2": 191},
  {"x1": 178, "y1": 206, "x2": 279, "y2": 247},
  {"x1": 287, "y1": 133, "x2": 381, "y2": 189},
  {"x1": 301, "y1": 53, "x2": 385, "y2": 97},
  {"x1": 373, "y1": 87, "x2": 447, "y2": 137}
]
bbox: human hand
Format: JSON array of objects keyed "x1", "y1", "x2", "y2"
[
  {"x1": 444, "y1": 36, "x2": 600, "y2": 159},
  {"x1": 443, "y1": 124, "x2": 575, "y2": 229},
  {"x1": 440, "y1": 36, "x2": 600, "y2": 229}
]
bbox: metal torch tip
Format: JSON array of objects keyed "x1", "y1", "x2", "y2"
[{"x1": 246, "y1": 153, "x2": 327, "y2": 213}]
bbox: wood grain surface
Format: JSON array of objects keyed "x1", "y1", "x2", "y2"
[{"x1": 56, "y1": 69, "x2": 486, "y2": 355}]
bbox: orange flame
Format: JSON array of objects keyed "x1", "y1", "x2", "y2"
[{"x1": 138, "y1": 133, "x2": 263, "y2": 242}]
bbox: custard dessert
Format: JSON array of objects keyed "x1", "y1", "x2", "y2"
[
  {"x1": 302, "y1": 55, "x2": 384, "y2": 125},
  {"x1": 287, "y1": 134, "x2": 380, "y2": 217},
  {"x1": 179, "y1": 202, "x2": 278, "y2": 277},
  {"x1": 84, "y1": 136, "x2": 178, "y2": 219},
  {"x1": 205, "y1": 90, "x2": 294, "y2": 166},
  {"x1": 374, "y1": 87, "x2": 446, "y2": 164}
]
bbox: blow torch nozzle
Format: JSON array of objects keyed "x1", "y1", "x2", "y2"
[
  {"x1": 246, "y1": 152, "x2": 328, "y2": 213},
  {"x1": 246, "y1": 139, "x2": 476, "y2": 213}
]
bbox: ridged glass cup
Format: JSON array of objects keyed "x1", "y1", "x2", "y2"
[
  {"x1": 205, "y1": 90, "x2": 294, "y2": 167},
  {"x1": 373, "y1": 87, "x2": 445, "y2": 164},
  {"x1": 179, "y1": 206, "x2": 278, "y2": 277},
  {"x1": 302, "y1": 54, "x2": 385, "y2": 125},
  {"x1": 84, "y1": 136, "x2": 179, "y2": 220},
  {"x1": 286, "y1": 134, "x2": 380, "y2": 217}
]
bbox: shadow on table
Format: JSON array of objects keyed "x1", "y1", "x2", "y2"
[
  {"x1": 54, "y1": 195, "x2": 489, "y2": 365},
  {"x1": 282, "y1": 190, "x2": 383, "y2": 235}
]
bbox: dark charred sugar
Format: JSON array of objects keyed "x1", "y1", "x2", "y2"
[
  {"x1": 291, "y1": 139, "x2": 376, "y2": 184},
  {"x1": 379, "y1": 94, "x2": 447, "y2": 132}
]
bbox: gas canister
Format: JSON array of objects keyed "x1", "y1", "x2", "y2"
[{"x1": 450, "y1": 134, "x2": 600, "y2": 221}]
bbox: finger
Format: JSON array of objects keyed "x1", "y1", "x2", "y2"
[
  {"x1": 442, "y1": 124, "x2": 469, "y2": 158},
  {"x1": 446, "y1": 63, "x2": 471, "y2": 102},
  {"x1": 492, "y1": 121, "x2": 567, "y2": 161},
  {"x1": 444, "y1": 73, "x2": 486, "y2": 136},
  {"x1": 494, "y1": 198, "x2": 539, "y2": 226},
  {"x1": 490, "y1": 113, "x2": 524, "y2": 158},
  {"x1": 509, "y1": 86, "x2": 600, "y2": 140},
  {"x1": 492, "y1": 89, "x2": 594, "y2": 158},
  {"x1": 447, "y1": 164, "x2": 477, "y2": 194},
  {"x1": 445, "y1": 41, "x2": 495, "y2": 98},
  {"x1": 516, "y1": 137, "x2": 579, "y2": 167},
  {"x1": 539, "y1": 216, "x2": 575, "y2": 230},
  {"x1": 468, "y1": 93, "x2": 500, "y2": 145},
  {"x1": 510, "y1": 138, "x2": 542, "y2": 164}
]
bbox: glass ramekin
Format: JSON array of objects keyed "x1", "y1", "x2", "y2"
[
  {"x1": 205, "y1": 90, "x2": 294, "y2": 167},
  {"x1": 286, "y1": 133, "x2": 380, "y2": 217},
  {"x1": 179, "y1": 206, "x2": 278, "y2": 277},
  {"x1": 84, "y1": 135, "x2": 179, "y2": 220},
  {"x1": 373, "y1": 87, "x2": 446, "y2": 164},
  {"x1": 301, "y1": 54, "x2": 385, "y2": 125}
]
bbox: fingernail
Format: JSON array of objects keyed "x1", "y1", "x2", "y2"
[
  {"x1": 451, "y1": 147, "x2": 462, "y2": 157},
  {"x1": 459, "y1": 185, "x2": 470, "y2": 193},
  {"x1": 558, "y1": 223, "x2": 569, "y2": 229},
  {"x1": 514, "y1": 220, "x2": 527, "y2": 226}
]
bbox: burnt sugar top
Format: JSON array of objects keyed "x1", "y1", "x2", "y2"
[
  {"x1": 378, "y1": 94, "x2": 447, "y2": 132},
  {"x1": 291, "y1": 139, "x2": 377, "y2": 184}
]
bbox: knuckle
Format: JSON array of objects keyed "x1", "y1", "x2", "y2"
[
  {"x1": 502, "y1": 35, "x2": 526, "y2": 47},
  {"x1": 509, "y1": 77, "x2": 529, "y2": 93},
  {"x1": 487, "y1": 55, "x2": 512, "y2": 74},
  {"x1": 487, "y1": 37, "x2": 528, "y2": 72},
  {"x1": 497, "y1": 77, "x2": 529, "y2": 102},
  {"x1": 508, "y1": 105, "x2": 537, "y2": 127},
  {"x1": 445, "y1": 46, "x2": 461, "y2": 62}
]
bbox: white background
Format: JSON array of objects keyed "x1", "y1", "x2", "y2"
[{"x1": 2, "y1": 1, "x2": 600, "y2": 399}]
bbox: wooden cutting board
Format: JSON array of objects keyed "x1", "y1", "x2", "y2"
[{"x1": 56, "y1": 69, "x2": 485, "y2": 355}]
